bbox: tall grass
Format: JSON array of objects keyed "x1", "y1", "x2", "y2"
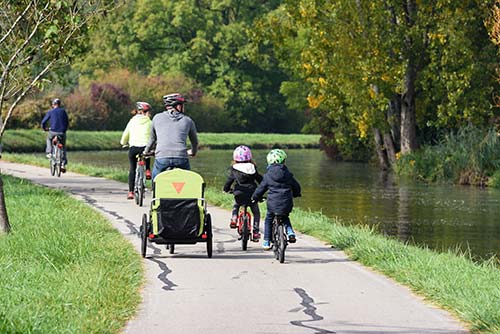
[
  {"x1": 4, "y1": 154, "x2": 500, "y2": 333},
  {"x1": 2, "y1": 129, "x2": 319, "y2": 153},
  {"x1": 0, "y1": 175, "x2": 143, "y2": 333},
  {"x1": 395, "y1": 126, "x2": 500, "y2": 186}
]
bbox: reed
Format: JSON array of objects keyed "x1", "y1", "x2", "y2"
[{"x1": 395, "y1": 126, "x2": 500, "y2": 187}]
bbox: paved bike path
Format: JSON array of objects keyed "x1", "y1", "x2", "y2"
[{"x1": 0, "y1": 161, "x2": 468, "y2": 334}]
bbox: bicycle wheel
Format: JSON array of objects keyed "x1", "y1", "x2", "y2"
[
  {"x1": 50, "y1": 153, "x2": 55, "y2": 176},
  {"x1": 138, "y1": 177, "x2": 145, "y2": 207},
  {"x1": 277, "y1": 224, "x2": 286, "y2": 263},
  {"x1": 55, "y1": 147, "x2": 61, "y2": 177},
  {"x1": 272, "y1": 223, "x2": 279, "y2": 260},
  {"x1": 205, "y1": 213, "x2": 213, "y2": 258},
  {"x1": 134, "y1": 168, "x2": 141, "y2": 205},
  {"x1": 141, "y1": 213, "x2": 148, "y2": 258},
  {"x1": 241, "y1": 215, "x2": 249, "y2": 251}
]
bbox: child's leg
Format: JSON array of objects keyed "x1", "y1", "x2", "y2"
[
  {"x1": 250, "y1": 202, "x2": 260, "y2": 233},
  {"x1": 263, "y1": 211, "x2": 273, "y2": 241},
  {"x1": 231, "y1": 203, "x2": 239, "y2": 220},
  {"x1": 283, "y1": 215, "x2": 296, "y2": 242},
  {"x1": 229, "y1": 202, "x2": 239, "y2": 228}
]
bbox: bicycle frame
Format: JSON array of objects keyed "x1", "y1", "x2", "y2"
[
  {"x1": 134, "y1": 154, "x2": 149, "y2": 207},
  {"x1": 50, "y1": 135, "x2": 64, "y2": 177},
  {"x1": 237, "y1": 205, "x2": 253, "y2": 251}
]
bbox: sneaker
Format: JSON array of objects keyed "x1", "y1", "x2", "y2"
[
  {"x1": 145, "y1": 169, "x2": 152, "y2": 180},
  {"x1": 46, "y1": 153, "x2": 52, "y2": 159},
  {"x1": 252, "y1": 232, "x2": 261, "y2": 242},
  {"x1": 229, "y1": 219, "x2": 237, "y2": 229},
  {"x1": 286, "y1": 226, "x2": 296, "y2": 243},
  {"x1": 262, "y1": 240, "x2": 272, "y2": 250},
  {"x1": 127, "y1": 192, "x2": 134, "y2": 200}
]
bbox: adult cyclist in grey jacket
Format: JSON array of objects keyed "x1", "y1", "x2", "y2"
[{"x1": 144, "y1": 93, "x2": 199, "y2": 179}]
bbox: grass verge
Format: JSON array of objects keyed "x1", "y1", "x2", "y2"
[
  {"x1": 0, "y1": 175, "x2": 143, "y2": 333},
  {"x1": 3, "y1": 154, "x2": 500, "y2": 333},
  {"x1": 2, "y1": 129, "x2": 320, "y2": 152}
]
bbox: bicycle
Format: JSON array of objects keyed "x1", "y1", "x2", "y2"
[
  {"x1": 134, "y1": 153, "x2": 152, "y2": 207},
  {"x1": 236, "y1": 204, "x2": 254, "y2": 251},
  {"x1": 49, "y1": 135, "x2": 65, "y2": 177},
  {"x1": 271, "y1": 213, "x2": 288, "y2": 263}
]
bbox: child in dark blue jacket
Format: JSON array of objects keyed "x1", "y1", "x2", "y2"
[{"x1": 252, "y1": 149, "x2": 301, "y2": 250}]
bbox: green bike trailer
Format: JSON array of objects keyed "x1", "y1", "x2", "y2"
[{"x1": 140, "y1": 168, "x2": 213, "y2": 258}]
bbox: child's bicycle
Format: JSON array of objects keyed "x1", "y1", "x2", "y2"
[
  {"x1": 236, "y1": 204, "x2": 255, "y2": 251},
  {"x1": 271, "y1": 213, "x2": 288, "y2": 263},
  {"x1": 134, "y1": 152, "x2": 152, "y2": 207}
]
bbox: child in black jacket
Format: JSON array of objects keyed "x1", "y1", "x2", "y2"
[
  {"x1": 252, "y1": 149, "x2": 301, "y2": 250},
  {"x1": 223, "y1": 145, "x2": 263, "y2": 241}
]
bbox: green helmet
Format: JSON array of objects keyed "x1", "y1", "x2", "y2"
[{"x1": 266, "y1": 149, "x2": 287, "y2": 165}]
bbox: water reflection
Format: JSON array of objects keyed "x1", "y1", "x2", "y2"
[{"x1": 67, "y1": 149, "x2": 500, "y2": 260}]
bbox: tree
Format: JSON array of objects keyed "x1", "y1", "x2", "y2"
[
  {"x1": 256, "y1": 0, "x2": 498, "y2": 163},
  {"x1": 0, "y1": 0, "x2": 114, "y2": 234},
  {"x1": 76, "y1": 0, "x2": 306, "y2": 133}
]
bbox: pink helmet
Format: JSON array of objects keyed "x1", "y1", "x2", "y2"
[{"x1": 233, "y1": 145, "x2": 252, "y2": 162}]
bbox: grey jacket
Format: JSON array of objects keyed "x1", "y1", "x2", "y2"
[{"x1": 145, "y1": 110, "x2": 198, "y2": 158}]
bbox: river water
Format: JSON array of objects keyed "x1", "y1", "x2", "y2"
[{"x1": 69, "y1": 149, "x2": 500, "y2": 260}]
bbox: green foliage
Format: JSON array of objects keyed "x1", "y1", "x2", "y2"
[
  {"x1": 395, "y1": 126, "x2": 500, "y2": 186},
  {"x1": 74, "y1": 0, "x2": 305, "y2": 133},
  {"x1": 0, "y1": 0, "x2": 115, "y2": 135},
  {"x1": 255, "y1": 0, "x2": 499, "y2": 158}
]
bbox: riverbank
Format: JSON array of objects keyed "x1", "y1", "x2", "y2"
[
  {"x1": 1, "y1": 129, "x2": 320, "y2": 152},
  {"x1": 395, "y1": 126, "x2": 500, "y2": 188},
  {"x1": 0, "y1": 175, "x2": 143, "y2": 333},
  {"x1": 3, "y1": 154, "x2": 499, "y2": 333}
]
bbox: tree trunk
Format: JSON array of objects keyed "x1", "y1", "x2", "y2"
[
  {"x1": 0, "y1": 176, "x2": 11, "y2": 234},
  {"x1": 400, "y1": 0, "x2": 418, "y2": 154},
  {"x1": 388, "y1": 94, "x2": 401, "y2": 149},
  {"x1": 383, "y1": 133, "x2": 397, "y2": 165},
  {"x1": 373, "y1": 128, "x2": 389, "y2": 170},
  {"x1": 400, "y1": 62, "x2": 418, "y2": 154}
]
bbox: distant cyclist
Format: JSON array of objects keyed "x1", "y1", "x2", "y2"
[
  {"x1": 144, "y1": 93, "x2": 198, "y2": 180},
  {"x1": 41, "y1": 98, "x2": 69, "y2": 172},
  {"x1": 120, "y1": 101, "x2": 153, "y2": 200}
]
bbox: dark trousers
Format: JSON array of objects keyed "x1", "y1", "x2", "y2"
[
  {"x1": 263, "y1": 211, "x2": 292, "y2": 241},
  {"x1": 128, "y1": 146, "x2": 150, "y2": 192}
]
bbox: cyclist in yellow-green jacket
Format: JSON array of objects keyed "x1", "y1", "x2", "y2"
[{"x1": 120, "y1": 102, "x2": 153, "y2": 199}]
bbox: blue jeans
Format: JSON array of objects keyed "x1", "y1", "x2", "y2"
[
  {"x1": 152, "y1": 157, "x2": 190, "y2": 180},
  {"x1": 263, "y1": 211, "x2": 293, "y2": 241}
]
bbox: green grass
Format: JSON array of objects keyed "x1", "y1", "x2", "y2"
[
  {"x1": 2, "y1": 129, "x2": 320, "y2": 152},
  {"x1": 4, "y1": 154, "x2": 500, "y2": 333},
  {"x1": 0, "y1": 175, "x2": 143, "y2": 333}
]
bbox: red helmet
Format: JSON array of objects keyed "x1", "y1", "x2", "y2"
[
  {"x1": 136, "y1": 101, "x2": 152, "y2": 112},
  {"x1": 163, "y1": 93, "x2": 186, "y2": 107}
]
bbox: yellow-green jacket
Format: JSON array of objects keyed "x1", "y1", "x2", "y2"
[{"x1": 120, "y1": 114, "x2": 152, "y2": 147}]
